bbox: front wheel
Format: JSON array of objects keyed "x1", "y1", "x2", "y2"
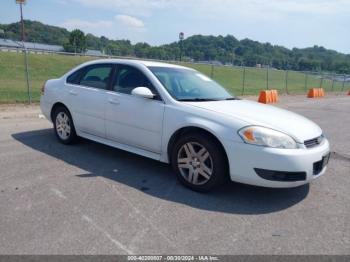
[
  {"x1": 171, "y1": 133, "x2": 228, "y2": 192},
  {"x1": 53, "y1": 106, "x2": 77, "y2": 144}
]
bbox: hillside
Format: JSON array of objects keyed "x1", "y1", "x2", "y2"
[
  {"x1": 0, "y1": 20, "x2": 69, "y2": 45},
  {"x1": 1, "y1": 20, "x2": 350, "y2": 74}
]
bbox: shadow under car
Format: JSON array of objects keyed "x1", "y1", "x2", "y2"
[{"x1": 12, "y1": 128, "x2": 310, "y2": 215}]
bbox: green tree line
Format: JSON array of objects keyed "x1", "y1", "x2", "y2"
[{"x1": 1, "y1": 20, "x2": 349, "y2": 74}]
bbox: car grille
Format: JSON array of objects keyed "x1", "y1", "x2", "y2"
[{"x1": 304, "y1": 135, "x2": 323, "y2": 148}]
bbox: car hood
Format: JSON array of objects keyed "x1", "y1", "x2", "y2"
[{"x1": 185, "y1": 99, "x2": 322, "y2": 143}]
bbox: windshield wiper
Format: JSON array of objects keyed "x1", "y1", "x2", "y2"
[
  {"x1": 178, "y1": 97, "x2": 240, "y2": 102},
  {"x1": 177, "y1": 98, "x2": 220, "y2": 102}
]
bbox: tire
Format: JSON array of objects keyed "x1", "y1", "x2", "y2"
[
  {"x1": 171, "y1": 132, "x2": 228, "y2": 192},
  {"x1": 53, "y1": 106, "x2": 77, "y2": 145}
]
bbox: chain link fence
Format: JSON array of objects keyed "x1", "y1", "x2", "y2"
[
  {"x1": 201, "y1": 64, "x2": 350, "y2": 96},
  {"x1": 0, "y1": 47, "x2": 349, "y2": 103}
]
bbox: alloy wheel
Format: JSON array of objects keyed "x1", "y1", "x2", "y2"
[
  {"x1": 55, "y1": 112, "x2": 71, "y2": 140},
  {"x1": 177, "y1": 142, "x2": 214, "y2": 185}
]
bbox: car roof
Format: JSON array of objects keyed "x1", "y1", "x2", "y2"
[{"x1": 87, "y1": 58, "x2": 190, "y2": 70}]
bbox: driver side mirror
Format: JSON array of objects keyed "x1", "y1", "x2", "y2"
[{"x1": 131, "y1": 87, "x2": 155, "y2": 99}]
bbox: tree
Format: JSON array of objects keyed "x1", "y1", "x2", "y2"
[
  {"x1": 63, "y1": 29, "x2": 86, "y2": 53},
  {"x1": 297, "y1": 57, "x2": 313, "y2": 71},
  {"x1": 134, "y1": 43, "x2": 151, "y2": 57},
  {"x1": 333, "y1": 61, "x2": 350, "y2": 74},
  {"x1": 2, "y1": 20, "x2": 350, "y2": 73}
]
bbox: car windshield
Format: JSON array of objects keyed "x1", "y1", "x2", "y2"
[{"x1": 148, "y1": 66, "x2": 235, "y2": 101}]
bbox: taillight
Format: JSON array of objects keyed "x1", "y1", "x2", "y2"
[{"x1": 41, "y1": 81, "x2": 47, "y2": 95}]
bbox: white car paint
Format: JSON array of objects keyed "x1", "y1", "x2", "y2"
[
  {"x1": 105, "y1": 90, "x2": 164, "y2": 153},
  {"x1": 41, "y1": 59, "x2": 330, "y2": 188}
]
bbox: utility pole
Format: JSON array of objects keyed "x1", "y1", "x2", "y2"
[
  {"x1": 16, "y1": 0, "x2": 31, "y2": 104},
  {"x1": 19, "y1": 2, "x2": 25, "y2": 41}
]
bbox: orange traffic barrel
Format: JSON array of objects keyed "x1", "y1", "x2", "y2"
[
  {"x1": 258, "y1": 90, "x2": 279, "y2": 104},
  {"x1": 308, "y1": 88, "x2": 325, "y2": 98}
]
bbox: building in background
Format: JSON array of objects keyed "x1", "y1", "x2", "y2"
[{"x1": 0, "y1": 38, "x2": 103, "y2": 56}]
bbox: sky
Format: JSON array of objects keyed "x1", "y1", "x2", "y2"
[{"x1": 1, "y1": 0, "x2": 349, "y2": 54}]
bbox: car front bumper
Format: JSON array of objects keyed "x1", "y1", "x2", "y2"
[{"x1": 224, "y1": 138, "x2": 330, "y2": 188}]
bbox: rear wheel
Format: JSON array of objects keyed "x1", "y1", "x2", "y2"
[
  {"x1": 171, "y1": 133, "x2": 228, "y2": 192},
  {"x1": 53, "y1": 106, "x2": 77, "y2": 144}
]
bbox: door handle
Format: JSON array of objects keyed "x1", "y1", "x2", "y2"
[
  {"x1": 108, "y1": 98, "x2": 120, "y2": 105},
  {"x1": 69, "y1": 90, "x2": 78, "y2": 96}
]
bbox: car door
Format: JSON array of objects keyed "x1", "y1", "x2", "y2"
[
  {"x1": 105, "y1": 64, "x2": 165, "y2": 153},
  {"x1": 66, "y1": 63, "x2": 114, "y2": 138}
]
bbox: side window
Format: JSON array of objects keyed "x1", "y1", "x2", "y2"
[
  {"x1": 79, "y1": 64, "x2": 113, "y2": 89},
  {"x1": 113, "y1": 65, "x2": 155, "y2": 95},
  {"x1": 66, "y1": 68, "x2": 83, "y2": 85}
]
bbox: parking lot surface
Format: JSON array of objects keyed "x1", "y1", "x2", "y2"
[{"x1": 0, "y1": 94, "x2": 349, "y2": 255}]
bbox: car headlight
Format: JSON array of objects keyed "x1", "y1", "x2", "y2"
[{"x1": 238, "y1": 126, "x2": 298, "y2": 149}]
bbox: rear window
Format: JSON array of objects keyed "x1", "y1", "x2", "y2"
[
  {"x1": 66, "y1": 64, "x2": 114, "y2": 89},
  {"x1": 80, "y1": 65, "x2": 113, "y2": 89}
]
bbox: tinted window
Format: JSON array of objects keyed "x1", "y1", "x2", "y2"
[
  {"x1": 113, "y1": 65, "x2": 154, "y2": 95},
  {"x1": 66, "y1": 68, "x2": 83, "y2": 84},
  {"x1": 79, "y1": 64, "x2": 113, "y2": 89}
]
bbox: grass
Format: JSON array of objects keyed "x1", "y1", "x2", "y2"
[
  {"x1": 178, "y1": 62, "x2": 350, "y2": 96},
  {"x1": 0, "y1": 51, "x2": 349, "y2": 103},
  {"x1": 0, "y1": 51, "x2": 94, "y2": 103}
]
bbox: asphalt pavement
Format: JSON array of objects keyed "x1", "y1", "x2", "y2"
[{"x1": 0, "y1": 94, "x2": 349, "y2": 254}]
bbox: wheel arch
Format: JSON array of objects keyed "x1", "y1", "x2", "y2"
[
  {"x1": 167, "y1": 126, "x2": 229, "y2": 169},
  {"x1": 50, "y1": 102, "x2": 72, "y2": 122}
]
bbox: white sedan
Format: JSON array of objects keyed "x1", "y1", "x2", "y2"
[{"x1": 40, "y1": 59, "x2": 330, "y2": 191}]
